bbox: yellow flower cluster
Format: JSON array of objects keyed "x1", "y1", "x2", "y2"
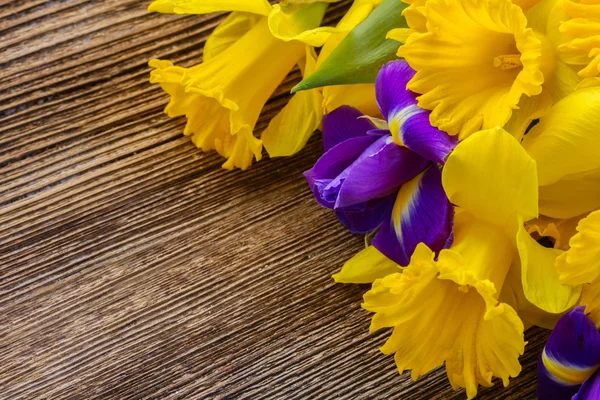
[
  {"x1": 148, "y1": 0, "x2": 382, "y2": 169},
  {"x1": 331, "y1": 0, "x2": 600, "y2": 397}
]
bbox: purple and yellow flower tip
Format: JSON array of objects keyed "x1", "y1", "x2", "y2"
[
  {"x1": 305, "y1": 60, "x2": 455, "y2": 268},
  {"x1": 538, "y1": 307, "x2": 600, "y2": 400}
]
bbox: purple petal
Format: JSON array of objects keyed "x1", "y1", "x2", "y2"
[
  {"x1": 304, "y1": 135, "x2": 380, "y2": 208},
  {"x1": 335, "y1": 194, "x2": 395, "y2": 234},
  {"x1": 574, "y1": 369, "x2": 600, "y2": 400},
  {"x1": 375, "y1": 60, "x2": 417, "y2": 121},
  {"x1": 391, "y1": 109, "x2": 457, "y2": 164},
  {"x1": 322, "y1": 106, "x2": 374, "y2": 152},
  {"x1": 537, "y1": 307, "x2": 600, "y2": 400},
  {"x1": 335, "y1": 135, "x2": 430, "y2": 208},
  {"x1": 372, "y1": 165, "x2": 453, "y2": 266},
  {"x1": 375, "y1": 60, "x2": 456, "y2": 164}
]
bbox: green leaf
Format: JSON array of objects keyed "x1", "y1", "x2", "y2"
[{"x1": 291, "y1": 0, "x2": 408, "y2": 93}]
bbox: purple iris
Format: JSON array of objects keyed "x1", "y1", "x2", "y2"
[
  {"x1": 537, "y1": 307, "x2": 600, "y2": 400},
  {"x1": 304, "y1": 60, "x2": 456, "y2": 266}
]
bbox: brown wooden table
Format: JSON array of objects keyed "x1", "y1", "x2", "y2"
[{"x1": 0, "y1": 1, "x2": 548, "y2": 398}]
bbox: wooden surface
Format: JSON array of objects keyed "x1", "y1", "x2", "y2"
[{"x1": 0, "y1": 1, "x2": 547, "y2": 398}]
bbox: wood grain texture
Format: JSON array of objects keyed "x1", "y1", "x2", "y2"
[{"x1": 0, "y1": 1, "x2": 547, "y2": 398}]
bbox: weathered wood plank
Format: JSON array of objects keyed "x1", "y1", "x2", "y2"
[{"x1": 0, "y1": 1, "x2": 546, "y2": 399}]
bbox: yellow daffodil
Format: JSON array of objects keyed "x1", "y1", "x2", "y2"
[
  {"x1": 387, "y1": 0, "x2": 585, "y2": 139},
  {"x1": 362, "y1": 129, "x2": 581, "y2": 398},
  {"x1": 150, "y1": 15, "x2": 306, "y2": 169},
  {"x1": 149, "y1": 0, "x2": 374, "y2": 169},
  {"x1": 522, "y1": 87, "x2": 600, "y2": 219},
  {"x1": 521, "y1": 86, "x2": 600, "y2": 326},
  {"x1": 557, "y1": 0, "x2": 600, "y2": 78},
  {"x1": 391, "y1": 0, "x2": 546, "y2": 138}
]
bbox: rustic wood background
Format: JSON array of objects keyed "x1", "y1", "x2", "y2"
[{"x1": 0, "y1": 1, "x2": 548, "y2": 398}]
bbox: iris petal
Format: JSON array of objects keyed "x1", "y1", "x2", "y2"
[
  {"x1": 375, "y1": 60, "x2": 417, "y2": 121},
  {"x1": 372, "y1": 165, "x2": 453, "y2": 266},
  {"x1": 375, "y1": 60, "x2": 457, "y2": 163},
  {"x1": 322, "y1": 106, "x2": 374, "y2": 151},
  {"x1": 395, "y1": 110, "x2": 457, "y2": 164},
  {"x1": 537, "y1": 307, "x2": 600, "y2": 400},
  {"x1": 335, "y1": 194, "x2": 395, "y2": 234},
  {"x1": 304, "y1": 135, "x2": 379, "y2": 208},
  {"x1": 336, "y1": 136, "x2": 429, "y2": 208},
  {"x1": 574, "y1": 369, "x2": 600, "y2": 400}
]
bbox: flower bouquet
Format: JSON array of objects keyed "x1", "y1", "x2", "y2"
[{"x1": 148, "y1": 0, "x2": 600, "y2": 397}]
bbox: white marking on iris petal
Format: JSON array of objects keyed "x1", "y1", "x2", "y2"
[
  {"x1": 392, "y1": 170, "x2": 425, "y2": 263},
  {"x1": 388, "y1": 104, "x2": 423, "y2": 147},
  {"x1": 542, "y1": 348, "x2": 600, "y2": 385}
]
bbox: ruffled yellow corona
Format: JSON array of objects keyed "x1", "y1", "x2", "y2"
[
  {"x1": 394, "y1": 0, "x2": 545, "y2": 138},
  {"x1": 150, "y1": 16, "x2": 304, "y2": 169}
]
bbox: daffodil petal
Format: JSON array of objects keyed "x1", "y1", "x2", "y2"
[
  {"x1": 204, "y1": 12, "x2": 262, "y2": 62},
  {"x1": 582, "y1": 276, "x2": 600, "y2": 327},
  {"x1": 523, "y1": 87, "x2": 600, "y2": 186},
  {"x1": 442, "y1": 128, "x2": 538, "y2": 228},
  {"x1": 516, "y1": 224, "x2": 581, "y2": 313},
  {"x1": 386, "y1": 27, "x2": 413, "y2": 44},
  {"x1": 148, "y1": 0, "x2": 273, "y2": 15},
  {"x1": 332, "y1": 245, "x2": 400, "y2": 284},
  {"x1": 499, "y1": 262, "x2": 564, "y2": 330},
  {"x1": 321, "y1": 106, "x2": 374, "y2": 151},
  {"x1": 150, "y1": 18, "x2": 304, "y2": 170},
  {"x1": 322, "y1": 84, "x2": 379, "y2": 117},
  {"x1": 261, "y1": 47, "x2": 322, "y2": 158},
  {"x1": 556, "y1": 210, "x2": 600, "y2": 285},
  {"x1": 261, "y1": 89, "x2": 323, "y2": 157},
  {"x1": 539, "y1": 169, "x2": 600, "y2": 219},
  {"x1": 525, "y1": 214, "x2": 581, "y2": 250},
  {"x1": 503, "y1": 92, "x2": 552, "y2": 141},
  {"x1": 267, "y1": 2, "x2": 332, "y2": 46},
  {"x1": 557, "y1": 0, "x2": 600, "y2": 78}
]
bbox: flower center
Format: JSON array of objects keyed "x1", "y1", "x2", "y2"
[{"x1": 493, "y1": 54, "x2": 522, "y2": 70}]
